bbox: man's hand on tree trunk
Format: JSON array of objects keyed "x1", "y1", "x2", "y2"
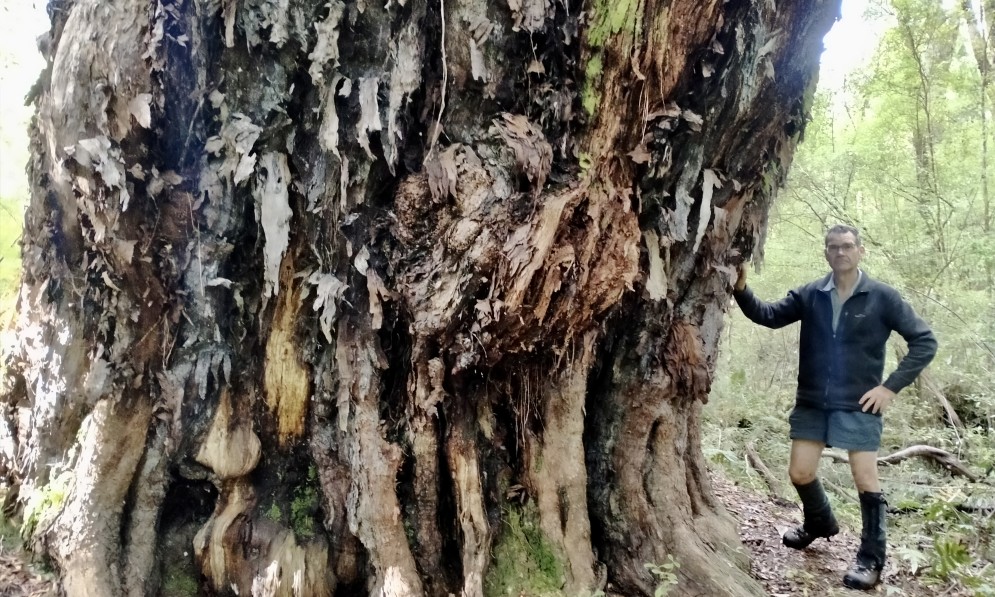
[{"x1": 734, "y1": 263, "x2": 748, "y2": 292}]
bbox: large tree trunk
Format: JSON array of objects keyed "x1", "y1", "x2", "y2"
[{"x1": 1, "y1": 0, "x2": 839, "y2": 595}]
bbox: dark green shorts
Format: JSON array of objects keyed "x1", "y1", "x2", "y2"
[{"x1": 789, "y1": 404, "x2": 883, "y2": 452}]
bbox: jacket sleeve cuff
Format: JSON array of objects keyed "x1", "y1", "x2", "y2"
[
  {"x1": 882, "y1": 377, "x2": 906, "y2": 394},
  {"x1": 732, "y1": 285, "x2": 752, "y2": 302}
]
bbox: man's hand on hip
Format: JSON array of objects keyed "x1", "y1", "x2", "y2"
[{"x1": 859, "y1": 385, "x2": 896, "y2": 414}]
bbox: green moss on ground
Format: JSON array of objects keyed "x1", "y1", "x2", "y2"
[
  {"x1": 484, "y1": 501, "x2": 565, "y2": 597},
  {"x1": 160, "y1": 568, "x2": 199, "y2": 597}
]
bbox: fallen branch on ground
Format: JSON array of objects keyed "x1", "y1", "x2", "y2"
[
  {"x1": 745, "y1": 441, "x2": 788, "y2": 503},
  {"x1": 823, "y1": 445, "x2": 979, "y2": 482}
]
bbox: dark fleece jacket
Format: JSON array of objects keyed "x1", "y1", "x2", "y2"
[{"x1": 734, "y1": 272, "x2": 937, "y2": 412}]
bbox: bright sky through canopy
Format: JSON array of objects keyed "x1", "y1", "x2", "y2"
[
  {"x1": 820, "y1": 0, "x2": 889, "y2": 92},
  {"x1": 0, "y1": 0, "x2": 47, "y2": 200}
]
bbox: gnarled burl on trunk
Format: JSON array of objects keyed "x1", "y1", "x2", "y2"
[{"x1": 0, "y1": 0, "x2": 839, "y2": 595}]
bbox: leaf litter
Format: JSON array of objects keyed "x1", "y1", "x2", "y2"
[{"x1": 712, "y1": 473, "x2": 963, "y2": 597}]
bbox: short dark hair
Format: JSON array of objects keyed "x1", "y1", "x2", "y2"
[{"x1": 825, "y1": 224, "x2": 861, "y2": 247}]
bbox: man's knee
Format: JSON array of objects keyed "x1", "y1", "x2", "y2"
[
  {"x1": 788, "y1": 439, "x2": 825, "y2": 486},
  {"x1": 849, "y1": 451, "x2": 881, "y2": 492},
  {"x1": 852, "y1": 470, "x2": 879, "y2": 492},
  {"x1": 789, "y1": 465, "x2": 818, "y2": 486}
]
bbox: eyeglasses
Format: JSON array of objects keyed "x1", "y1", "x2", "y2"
[{"x1": 826, "y1": 243, "x2": 858, "y2": 253}]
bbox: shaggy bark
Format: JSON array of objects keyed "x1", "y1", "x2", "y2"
[{"x1": 1, "y1": 0, "x2": 840, "y2": 595}]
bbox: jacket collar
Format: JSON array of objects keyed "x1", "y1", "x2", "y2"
[{"x1": 819, "y1": 270, "x2": 867, "y2": 293}]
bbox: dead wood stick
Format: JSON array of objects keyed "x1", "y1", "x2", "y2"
[
  {"x1": 745, "y1": 441, "x2": 786, "y2": 501},
  {"x1": 895, "y1": 346, "x2": 964, "y2": 430},
  {"x1": 823, "y1": 477, "x2": 858, "y2": 502},
  {"x1": 823, "y1": 445, "x2": 979, "y2": 482},
  {"x1": 923, "y1": 377, "x2": 964, "y2": 430}
]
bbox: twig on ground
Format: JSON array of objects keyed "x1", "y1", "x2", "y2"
[
  {"x1": 745, "y1": 441, "x2": 787, "y2": 502},
  {"x1": 822, "y1": 477, "x2": 858, "y2": 502},
  {"x1": 823, "y1": 445, "x2": 980, "y2": 482}
]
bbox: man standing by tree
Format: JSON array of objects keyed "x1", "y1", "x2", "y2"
[{"x1": 733, "y1": 224, "x2": 937, "y2": 590}]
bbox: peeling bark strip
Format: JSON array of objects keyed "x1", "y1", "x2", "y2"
[
  {"x1": 264, "y1": 252, "x2": 310, "y2": 444},
  {"x1": 3, "y1": 0, "x2": 839, "y2": 595},
  {"x1": 447, "y1": 413, "x2": 491, "y2": 597}
]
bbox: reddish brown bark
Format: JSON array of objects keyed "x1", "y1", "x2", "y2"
[{"x1": 1, "y1": 0, "x2": 840, "y2": 595}]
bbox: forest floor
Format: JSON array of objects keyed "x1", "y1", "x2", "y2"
[
  {"x1": 0, "y1": 547, "x2": 56, "y2": 597},
  {"x1": 713, "y1": 473, "x2": 960, "y2": 597},
  {"x1": 0, "y1": 474, "x2": 966, "y2": 597}
]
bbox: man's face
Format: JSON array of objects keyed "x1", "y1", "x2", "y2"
[{"x1": 824, "y1": 232, "x2": 864, "y2": 275}]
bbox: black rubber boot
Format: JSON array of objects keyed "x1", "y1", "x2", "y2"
[
  {"x1": 782, "y1": 479, "x2": 840, "y2": 549},
  {"x1": 843, "y1": 491, "x2": 888, "y2": 590}
]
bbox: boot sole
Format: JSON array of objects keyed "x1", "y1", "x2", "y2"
[{"x1": 842, "y1": 576, "x2": 879, "y2": 591}]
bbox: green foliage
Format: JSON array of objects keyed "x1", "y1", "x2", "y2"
[
  {"x1": 290, "y1": 465, "x2": 320, "y2": 539},
  {"x1": 0, "y1": 199, "x2": 23, "y2": 328},
  {"x1": 265, "y1": 502, "x2": 282, "y2": 522},
  {"x1": 484, "y1": 502, "x2": 564, "y2": 597},
  {"x1": 893, "y1": 544, "x2": 929, "y2": 576},
  {"x1": 644, "y1": 555, "x2": 680, "y2": 597},
  {"x1": 909, "y1": 488, "x2": 995, "y2": 591},
  {"x1": 0, "y1": 506, "x2": 21, "y2": 547},
  {"x1": 160, "y1": 567, "x2": 199, "y2": 597},
  {"x1": 0, "y1": 199, "x2": 21, "y2": 293},
  {"x1": 932, "y1": 536, "x2": 972, "y2": 579},
  {"x1": 21, "y1": 472, "x2": 72, "y2": 539},
  {"x1": 0, "y1": 1, "x2": 40, "y2": 317},
  {"x1": 0, "y1": 500, "x2": 58, "y2": 589}
]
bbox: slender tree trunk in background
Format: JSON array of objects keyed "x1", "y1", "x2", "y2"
[
  {"x1": 0, "y1": 0, "x2": 838, "y2": 595},
  {"x1": 960, "y1": 0, "x2": 995, "y2": 323},
  {"x1": 901, "y1": 18, "x2": 947, "y2": 256}
]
